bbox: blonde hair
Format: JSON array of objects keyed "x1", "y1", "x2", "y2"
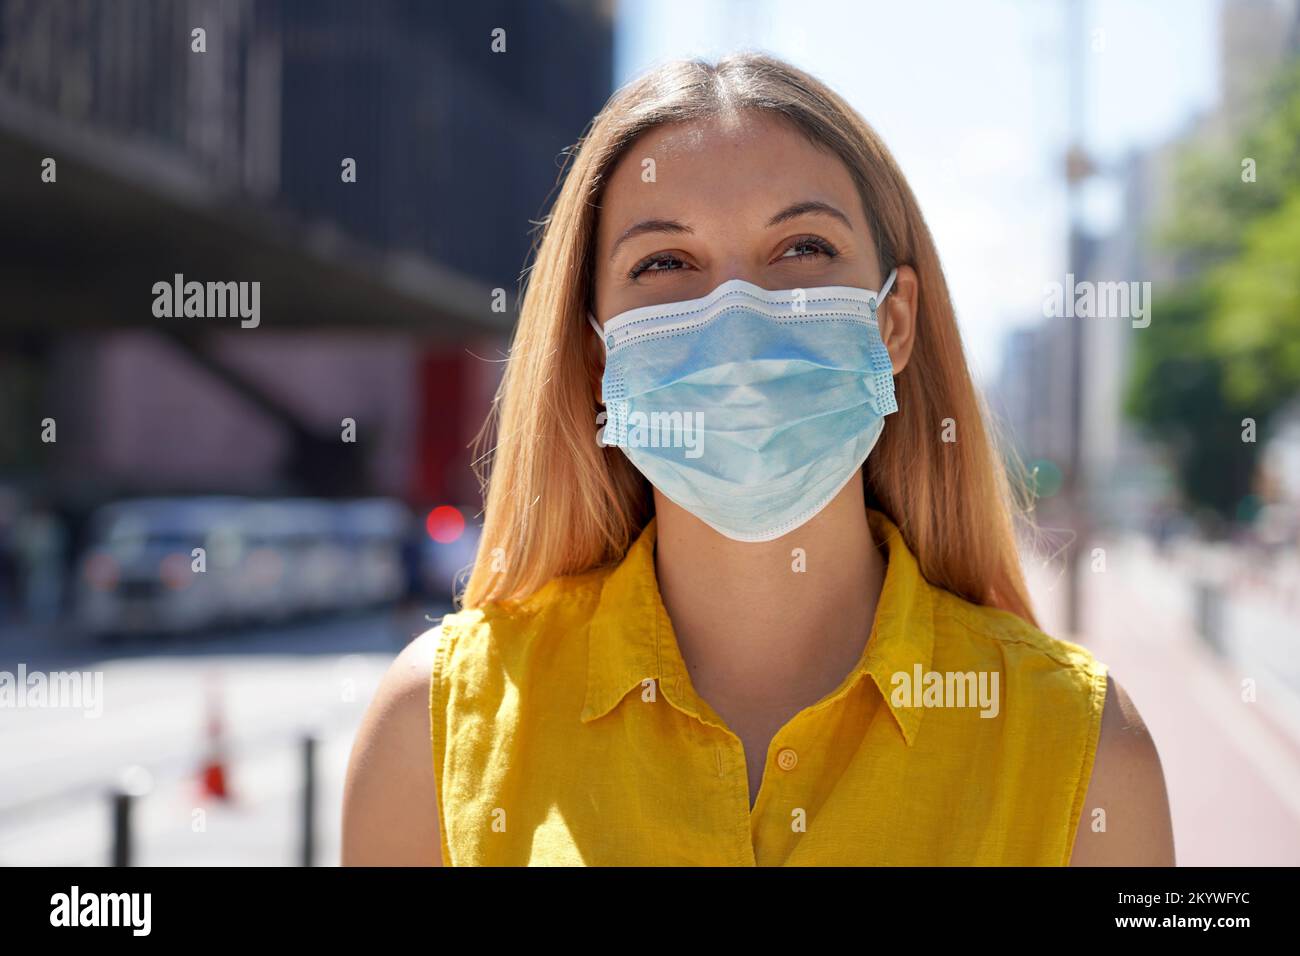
[{"x1": 460, "y1": 52, "x2": 1038, "y2": 626}]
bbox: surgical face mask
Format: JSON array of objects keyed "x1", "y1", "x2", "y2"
[{"x1": 588, "y1": 270, "x2": 898, "y2": 542}]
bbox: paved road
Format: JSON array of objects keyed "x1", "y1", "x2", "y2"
[{"x1": 0, "y1": 605, "x2": 444, "y2": 866}]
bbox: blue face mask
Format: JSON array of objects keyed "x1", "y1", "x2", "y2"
[{"x1": 589, "y1": 271, "x2": 898, "y2": 542}]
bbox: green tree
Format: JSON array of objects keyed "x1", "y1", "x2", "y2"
[
  {"x1": 1127, "y1": 58, "x2": 1300, "y2": 525},
  {"x1": 1124, "y1": 285, "x2": 1258, "y2": 521}
]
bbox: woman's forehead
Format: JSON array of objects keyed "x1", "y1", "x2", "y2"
[{"x1": 598, "y1": 114, "x2": 864, "y2": 238}]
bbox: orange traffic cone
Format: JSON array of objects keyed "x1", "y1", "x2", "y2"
[{"x1": 198, "y1": 677, "x2": 231, "y2": 801}]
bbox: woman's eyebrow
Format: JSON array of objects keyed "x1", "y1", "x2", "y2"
[
  {"x1": 608, "y1": 218, "x2": 692, "y2": 260},
  {"x1": 607, "y1": 200, "x2": 852, "y2": 261},
  {"x1": 766, "y1": 200, "x2": 853, "y2": 230}
]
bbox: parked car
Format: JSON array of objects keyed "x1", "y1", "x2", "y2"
[
  {"x1": 75, "y1": 496, "x2": 246, "y2": 638},
  {"x1": 75, "y1": 494, "x2": 419, "y2": 639}
]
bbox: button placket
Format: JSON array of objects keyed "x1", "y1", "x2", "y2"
[{"x1": 709, "y1": 733, "x2": 755, "y2": 865}]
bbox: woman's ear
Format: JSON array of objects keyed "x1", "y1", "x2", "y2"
[{"x1": 879, "y1": 264, "x2": 918, "y2": 375}]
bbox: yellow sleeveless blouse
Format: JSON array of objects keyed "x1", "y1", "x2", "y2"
[{"x1": 429, "y1": 508, "x2": 1108, "y2": 866}]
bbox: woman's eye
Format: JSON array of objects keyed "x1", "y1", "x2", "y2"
[
  {"x1": 779, "y1": 237, "x2": 838, "y2": 261},
  {"x1": 628, "y1": 253, "x2": 687, "y2": 280}
]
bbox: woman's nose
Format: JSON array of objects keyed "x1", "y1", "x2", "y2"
[{"x1": 707, "y1": 259, "x2": 766, "y2": 290}]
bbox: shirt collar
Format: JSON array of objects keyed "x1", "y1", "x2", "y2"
[{"x1": 581, "y1": 508, "x2": 936, "y2": 746}]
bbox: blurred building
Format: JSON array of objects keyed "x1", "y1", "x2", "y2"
[
  {"x1": 994, "y1": 0, "x2": 1300, "y2": 534},
  {"x1": 0, "y1": 0, "x2": 614, "y2": 514},
  {"x1": 992, "y1": 323, "x2": 1072, "y2": 472}
]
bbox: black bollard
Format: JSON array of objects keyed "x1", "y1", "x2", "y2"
[
  {"x1": 110, "y1": 788, "x2": 133, "y2": 867},
  {"x1": 109, "y1": 766, "x2": 152, "y2": 867},
  {"x1": 300, "y1": 734, "x2": 317, "y2": 867}
]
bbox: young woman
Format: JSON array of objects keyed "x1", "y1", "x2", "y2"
[{"x1": 342, "y1": 53, "x2": 1175, "y2": 866}]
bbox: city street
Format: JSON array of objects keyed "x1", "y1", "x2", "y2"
[{"x1": 0, "y1": 606, "x2": 442, "y2": 866}]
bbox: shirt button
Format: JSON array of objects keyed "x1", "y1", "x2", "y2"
[{"x1": 776, "y1": 747, "x2": 798, "y2": 771}]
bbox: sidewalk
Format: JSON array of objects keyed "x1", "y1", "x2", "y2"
[{"x1": 1025, "y1": 539, "x2": 1300, "y2": 865}]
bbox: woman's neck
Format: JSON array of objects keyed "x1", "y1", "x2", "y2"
[{"x1": 652, "y1": 474, "x2": 886, "y2": 720}]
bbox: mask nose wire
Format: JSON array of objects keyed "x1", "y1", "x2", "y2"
[
  {"x1": 592, "y1": 271, "x2": 899, "y2": 346},
  {"x1": 592, "y1": 273, "x2": 904, "y2": 340}
]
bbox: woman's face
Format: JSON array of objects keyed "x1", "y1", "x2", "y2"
[
  {"x1": 593, "y1": 110, "x2": 901, "y2": 332},
  {"x1": 588, "y1": 109, "x2": 918, "y2": 533}
]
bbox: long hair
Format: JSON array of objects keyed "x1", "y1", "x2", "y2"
[{"x1": 460, "y1": 52, "x2": 1038, "y2": 626}]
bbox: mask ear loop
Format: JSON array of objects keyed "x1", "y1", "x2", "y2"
[
  {"x1": 588, "y1": 312, "x2": 608, "y2": 409},
  {"x1": 868, "y1": 268, "x2": 898, "y2": 318},
  {"x1": 587, "y1": 311, "x2": 609, "y2": 350}
]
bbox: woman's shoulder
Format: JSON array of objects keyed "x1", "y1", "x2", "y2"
[
  {"x1": 924, "y1": 582, "x2": 1172, "y2": 863},
  {"x1": 929, "y1": 585, "x2": 1108, "y2": 696},
  {"x1": 341, "y1": 625, "x2": 446, "y2": 864},
  {"x1": 437, "y1": 567, "x2": 609, "y2": 651},
  {"x1": 430, "y1": 567, "x2": 611, "y2": 702},
  {"x1": 923, "y1": 586, "x2": 1109, "y2": 778}
]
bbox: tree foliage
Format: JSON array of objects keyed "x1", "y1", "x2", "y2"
[{"x1": 1127, "y1": 59, "x2": 1300, "y2": 522}]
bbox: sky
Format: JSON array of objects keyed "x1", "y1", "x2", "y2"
[{"x1": 613, "y1": 0, "x2": 1220, "y2": 382}]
